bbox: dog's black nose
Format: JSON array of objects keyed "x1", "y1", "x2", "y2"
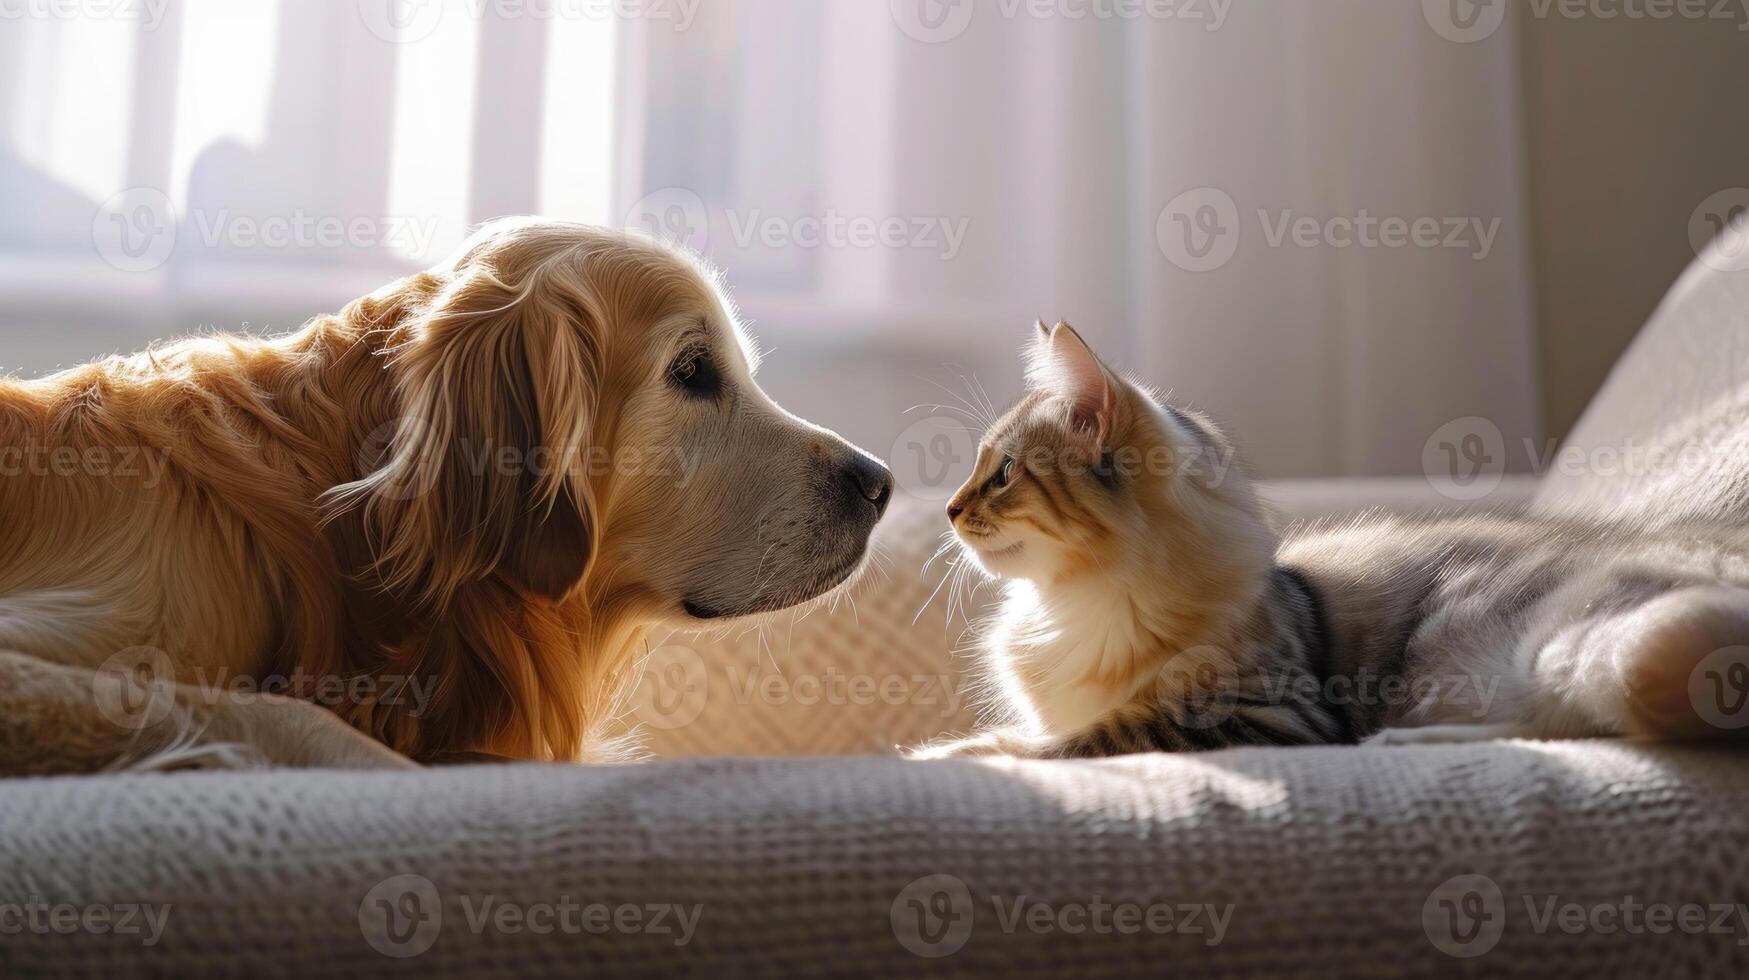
[{"x1": 841, "y1": 453, "x2": 894, "y2": 519}]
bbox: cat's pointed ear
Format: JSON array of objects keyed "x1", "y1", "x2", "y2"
[{"x1": 1025, "y1": 320, "x2": 1119, "y2": 446}]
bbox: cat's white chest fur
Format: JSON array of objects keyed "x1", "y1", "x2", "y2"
[{"x1": 991, "y1": 581, "x2": 1156, "y2": 735}]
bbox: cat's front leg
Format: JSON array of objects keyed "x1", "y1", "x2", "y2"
[
  {"x1": 1361, "y1": 722, "x2": 1539, "y2": 747},
  {"x1": 905, "y1": 729, "x2": 1054, "y2": 760}
]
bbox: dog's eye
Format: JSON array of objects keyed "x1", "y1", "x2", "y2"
[
  {"x1": 989, "y1": 455, "x2": 1016, "y2": 489},
  {"x1": 1093, "y1": 449, "x2": 1118, "y2": 489},
  {"x1": 667, "y1": 345, "x2": 721, "y2": 398}
]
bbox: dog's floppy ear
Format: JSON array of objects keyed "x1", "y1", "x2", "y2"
[{"x1": 341, "y1": 266, "x2": 602, "y2": 606}]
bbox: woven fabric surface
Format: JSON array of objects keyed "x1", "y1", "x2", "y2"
[
  {"x1": 3, "y1": 742, "x2": 1747, "y2": 977},
  {"x1": 621, "y1": 497, "x2": 989, "y2": 758}
]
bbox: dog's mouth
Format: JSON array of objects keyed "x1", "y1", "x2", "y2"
[
  {"x1": 681, "y1": 539, "x2": 872, "y2": 621},
  {"x1": 682, "y1": 598, "x2": 724, "y2": 619}
]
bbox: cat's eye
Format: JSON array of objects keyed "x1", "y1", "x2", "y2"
[{"x1": 990, "y1": 455, "x2": 1016, "y2": 489}]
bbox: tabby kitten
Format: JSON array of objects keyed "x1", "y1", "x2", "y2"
[{"x1": 911, "y1": 321, "x2": 1749, "y2": 759}]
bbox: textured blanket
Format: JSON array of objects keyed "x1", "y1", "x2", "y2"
[{"x1": 4, "y1": 742, "x2": 1748, "y2": 977}]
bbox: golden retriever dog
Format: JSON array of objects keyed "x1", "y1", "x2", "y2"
[{"x1": 0, "y1": 218, "x2": 893, "y2": 774}]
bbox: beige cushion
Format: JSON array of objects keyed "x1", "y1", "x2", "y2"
[{"x1": 1534, "y1": 216, "x2": 1749, "y2": 523}]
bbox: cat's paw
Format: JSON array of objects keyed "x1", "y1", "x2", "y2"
[
  {"x1": 1361, "y1": 722, "x2": 1533, "y2": 747},
  {"x1": 905, "y1": 732, "x2": 1026, "y2": 760}
]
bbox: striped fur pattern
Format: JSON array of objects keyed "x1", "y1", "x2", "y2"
[{"x1": 911, "y1": 321, "x2": 1749, "y2": 759}]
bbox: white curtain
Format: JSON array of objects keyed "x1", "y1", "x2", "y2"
[
  {"x1": 1, "y1": 0, "x2": 1540, "y2": 478},
  {"x1": 629, "y1": 0, "x2": 1542, "y2": 477}
]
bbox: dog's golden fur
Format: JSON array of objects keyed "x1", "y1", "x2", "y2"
[{"x1": 0, "y1": 219, "x2": 878, "y2": 772}]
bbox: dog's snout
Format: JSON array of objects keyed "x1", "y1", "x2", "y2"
[{"x1": 841, "y1": 454, "x2": 894, "y2": 519}]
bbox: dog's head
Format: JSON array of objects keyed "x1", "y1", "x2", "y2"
[{"x1": 338, "y1": 218, "x2": 892, "y2": 626}]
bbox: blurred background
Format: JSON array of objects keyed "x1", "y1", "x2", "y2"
[{"x1": 3, "y1": 0, "x2": 1748, "y2": 503}]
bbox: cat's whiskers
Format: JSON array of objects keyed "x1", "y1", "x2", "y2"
[
  {"x1": 914, "y1": 532, "x2": 968, "y2": 626},
  {"x1": 916, "y1": 373, "x2": 995, "y2": 429}
]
